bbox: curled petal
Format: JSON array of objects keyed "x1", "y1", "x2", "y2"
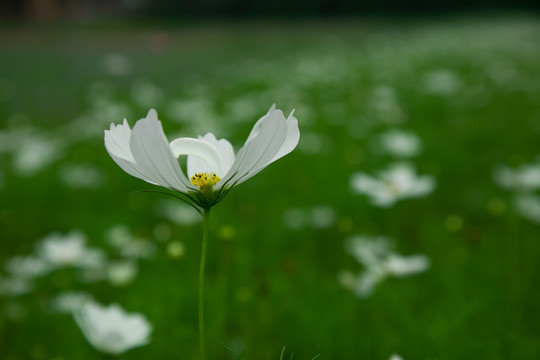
[
  {"x1": 104, "y1": 119, "x2": 156, "y2": 184},
  {"x1": 169, "y1": 136, "x2": 227, "y2": 178},
  {"x1": 270, "y1": 110, "x2": 300, "y2": 163},
  {"x1": 220, "y1": 105, "x2": 298, "y2": 187},
  {"x1": 129, "y1": 109, "x2": 192, "y2": 192}
]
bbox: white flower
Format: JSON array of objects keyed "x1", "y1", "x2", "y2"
[
  {"x1": 4, "y1": 255, "x2": 51, "y2": 279},
  {"x1": 74, "y1": 301, "x2": 152, "y2": 355},
  {"x1": 389, "y1": 354, "x2": 404, "y2": 360},
  {"x1": 155, "y1": 200, "x2": 202, "y2": 226},
  {"x1": 493, "y1": 162, "x2": 540, "y2": 191},
  {"x1": 350, "y1": 162, "x2": 435, "y2": 207},
  {"x1": 51, "y1": 291, "x2": 93, "y2": 314},
  {"x1": 13, "y1": 132, "x2": 63, "y2": 176},
  {"x1": 514, "y1": 193, "x2": 540, "y2": 223},
  {"x1": 107, "y1": 261, "x2": 138, "y2": 287},
  {"x1": 105, "y1": 225, "x2": 155, "y2": 259},
  {"x1": 282, "y1": 206, "x2": 337, "y2": 230},
  {"x1": 385, "y1": 253, "x2": 431, "y2": 277},
  {"x1": 379, "y1": 129, "x2": 422, "y2": 158},
  {"x1": 311, "y1": 205, "x2": 337, "y2": 229},
  {"x1": 104, "y1": 105, "x2": 299, "y2": 209},
  {"x1": 37, "y1": 231, "x2": 106, "y2": 269},
  {"x1": 341, "y1": 235, "x2": 430, "y2": 298},
  {"x1": 423, "y1": 69, "x2": 461, "y2": 95},
  {"x1": 105, "y1": 225, "x2": 133, "y2": 249}
]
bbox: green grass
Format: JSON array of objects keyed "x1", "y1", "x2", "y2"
[{"x1": 1, "y1": 14, "x2": 540, "y2": 359}]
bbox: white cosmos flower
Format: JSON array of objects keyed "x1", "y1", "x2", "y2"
[
  {"x1": 51, "y1": 291, "x2": 93, "y2": 314},
  {"x1": 493, "y1": 162, "x2": 540, "y2": 191},
  {"x1": 105, "y1": 104, "x2": 299, "y2": 209},
  {"x1": 74, "y1": 301, "x2": 152, "y2": 355},
  {"x1": 350, "y1": 162, "x2": 435, "y2": 208},
  {"x1": 341, "y1": 235, "x2": 430, "y2": 298},
  {"x1": 4, "y1": 255, "x2": 52, "y2": 280},
  {"x1": 514, "y1": 193, "x2": 540, "y2": 224},
  {"x1": 379, "y1": 129, "x2": 422, "y2": 158},
  {"x1": 37, "y1": 231, "x2": 106, "y2": 269}
]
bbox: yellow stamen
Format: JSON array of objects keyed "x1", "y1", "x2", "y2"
[{"x1": 190, "y1": 172, "x2": 221, "y2": 188}]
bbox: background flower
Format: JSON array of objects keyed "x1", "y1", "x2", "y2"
[{"x1": 74, "y1": 301, "x2": 152, "y2": 355}]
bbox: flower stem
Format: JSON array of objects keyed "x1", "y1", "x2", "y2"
[{"x1": 199, "y1": 208, "x2": 211, "y2": 360}]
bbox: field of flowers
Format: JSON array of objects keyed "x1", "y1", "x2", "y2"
[{"x1": 1, "y1": 14, "x2": 540, "y2": 359}]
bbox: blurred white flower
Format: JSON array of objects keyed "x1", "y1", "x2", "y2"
[
  {"x1": 311, "y1": 206, "x2": 337, "y2": 229},
  {"x1": 379, "y1": 129, "x2": 422, "y2": 158},
  {"x1": 59, "y1": 163, "x2": 105, "y2": 189},
  {"x1": 155, "y1": 200, "x2": 202, "y2": 226},
  {"x1": 514, "y1": 193, "x2": 540, "y2": 224},
  {"x1": 385, "y1": 253, "x2": 432, "y2": 277},
  {"x1": 4, "y1": 255, "x2": 51, "y2": 280},
  {"x1": 121, "y1": 239, "x2": 155, "y2": 260},
  {"x1": 350, "y1": 162, "x2": 436, "y2": 207},
  {"x1": 341, "y1": 235, "x2": 430, "y2": 298},
  {"x1": 12, "y1": 133, "x2": 63, "y2": 176},
  {"x1": 423, "y1": 69, "x2": 462, "y2": 95},
  {"x1": 105, "y1": 225, "x2": 155, "y2": 259},
  {"x1": 282, "y1": 206, "x2": 337, "y2": 230},
  {"x1": 74, "y1": 301, "x2": 152, "y2": 355},
  {"x1": 105, "y1": 105, "x2": 299, "y2": 210},
  {"x1": 51, "y1": 291, "x2": 93, "y2": 314},
  {"x1": 37, "y1": 231, "x2": 106, "y2": 269},
  {"x1": 493, "y1": 162, "x2": 540, "y2": 191},
  {"x1": 78, "y1": 267, "x2": 107, "y2": 284},
  {"x1": 389, "y1": 354, "x2": 404, "y2": 360},
  {"x1": 105, "y1": 225, "x2": 133, "y2": 249},
  {"x1": 107, "y1": 261, "x2": 138, "y2": 287},
  {"x1": 102, "y1": 54, "x2": 131, "y2": 77}
]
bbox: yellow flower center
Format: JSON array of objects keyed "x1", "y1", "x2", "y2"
[{"x1": 190, "y1": 172, "x2": 221, "y2": 188}]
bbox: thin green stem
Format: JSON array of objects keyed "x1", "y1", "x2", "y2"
[{"x1": 199, "y1": 208, "x2": 211, "y2": 360}]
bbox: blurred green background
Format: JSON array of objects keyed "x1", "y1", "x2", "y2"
[{"x1": 1, "y1": 3, "x2": 540, "y2": 359}]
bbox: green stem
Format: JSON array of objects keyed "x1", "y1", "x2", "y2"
[{"x1": 199, "y1": 208, "x2": 211, "y2": 360}]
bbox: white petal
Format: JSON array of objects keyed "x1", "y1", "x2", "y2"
[
  {"x1": 203, "y1": 133, "x2": 235, "y2": 175},
  {"x1": 104, "y1": 119, "x2": 134, "y2": 162},
  {"x1": 104, "y1": 120, "x2": 156, "y2": 184},
  {"x1": 220, "y1": 106, "x2": 289, "y2": 186},
  {"x1": 270, "y1": 110, "x2": 300, "y2": 163},
  {"x1": 169, "y1": 136, "x2": 226, "y2": 178},
  {"x1": 129, "y1": 109, "x2": 192, "y2": 192}
]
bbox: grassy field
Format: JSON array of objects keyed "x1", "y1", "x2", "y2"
[{"x1": 1, "y1": 14, "x2": 540, "y2": 359}]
